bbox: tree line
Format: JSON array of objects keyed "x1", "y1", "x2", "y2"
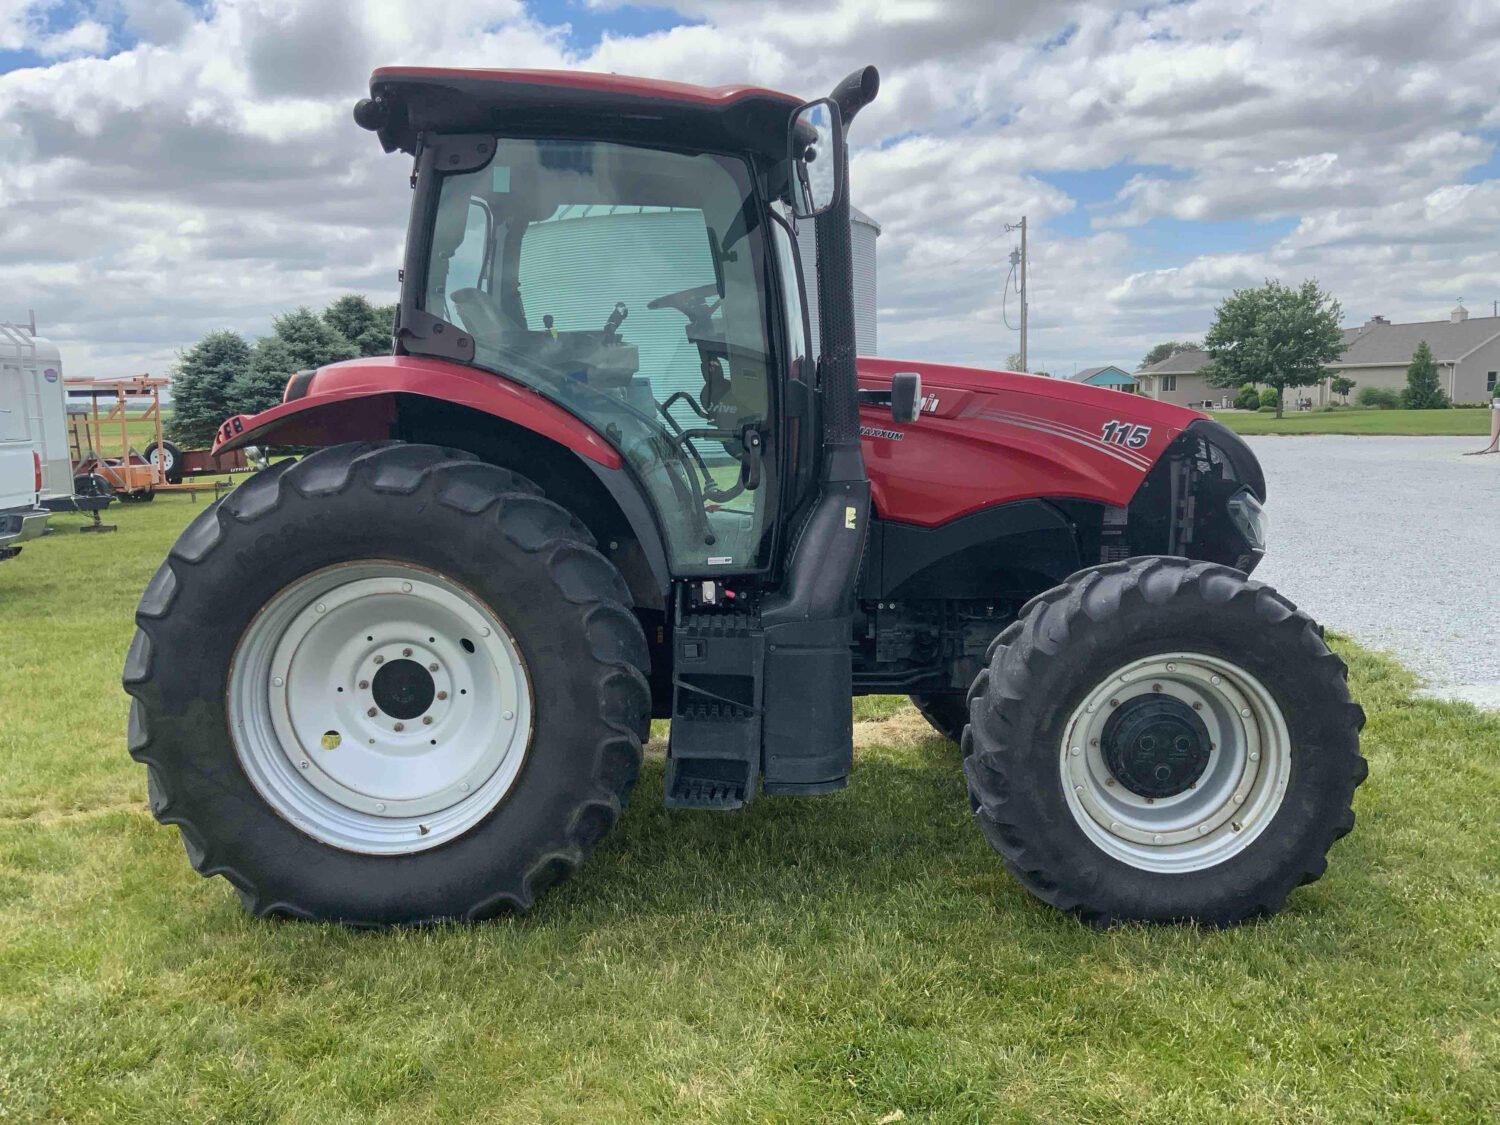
[{"x1": 168, "y1": 295, "x2": 396, "y2": 448}]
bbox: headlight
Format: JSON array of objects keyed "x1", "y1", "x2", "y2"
[
  {"x1": 244, "y1": 445, "x2": 270, "y2": 472},
  {"x1": 1227, "y1": 488, "x2": 1267, "y2": 553}
]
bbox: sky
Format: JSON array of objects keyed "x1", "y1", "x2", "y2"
[{"x1": 2, "y1": 0, "x2": 1499, "y2": 380}]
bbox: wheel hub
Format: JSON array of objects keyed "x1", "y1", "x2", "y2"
[
  {"x1": 371, "y1": 658, "x2": 436, "y2": 720},
  {"x1": 1101, "y1": 695, "x2": 1211, "y2": 798},
  {"x1": 228, "y1": 561, "x2": 533, "y2": 855},
  {"x1": 1058, "y1": 653, "x2": 1292, "y2": 874}
]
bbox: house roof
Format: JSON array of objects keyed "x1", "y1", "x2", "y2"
[
  {"x1": 1137, "y1": 348, "x2": 1211, "y2": 376},
  {"x1": 1074, "y1": 365, "x2": 1137, "y2": 386},
  {"x1": 1332, "y1": 315, "x2": 1500, "y2": 366}
]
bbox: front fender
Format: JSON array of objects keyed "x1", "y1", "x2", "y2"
[{"x1": 212, "y1": 355, "x2": 622, "y2": 470}]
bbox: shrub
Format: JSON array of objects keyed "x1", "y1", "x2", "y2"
[
  {"x1": 1257, "y1": 404, "x2": 1277, "y2": 413},
  {"x1": 1356, "y1": 385, "x2": 1402, "y2": 409},
  {"x1": 1259, "y1": 387, "x2": 1280, "y2": 410},
  {"x1": 1234, "y1": 383, "x2": 1260, "y2": 410}
]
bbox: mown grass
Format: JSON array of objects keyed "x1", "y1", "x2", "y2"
[
  {"x1": 1, "y1": 493, "x2": 1497, "y2": 1121},
  {"x1": 1213, "y1": 407, "x2": 1492, "y2": 436}
]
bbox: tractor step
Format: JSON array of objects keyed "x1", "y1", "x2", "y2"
[{"x1": 664, "y1": 610, "x2": 763, "y2": 810}]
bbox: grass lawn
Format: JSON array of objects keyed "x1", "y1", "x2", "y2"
[
  {"x1": 1213, "y1": 406, "x2": 1493, "y2": 436},
  {"x1": 2, "y1": 492, "x2": 1498, "y2": 1121}
]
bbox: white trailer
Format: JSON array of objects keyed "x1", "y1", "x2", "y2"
[
  {"x1": 1, "y1": 320, "x2": 73, "y2": 501},
  {"x1": 1, "y1": 319, "x2": 114, "y2": 530},
  {"x1": 0, "y1": 321, "x2": 51, "y2": 558}
]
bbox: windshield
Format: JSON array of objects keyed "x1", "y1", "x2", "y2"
[{"x1": 421, "y1": 138, "x2": 776, "y2": 574}]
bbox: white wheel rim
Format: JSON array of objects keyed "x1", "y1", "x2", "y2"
[
  {"x1": 150, "y1": 447, "x2": 171, "y2": 469},
  {"x1": 228, "y1": 561, "x2": 533, "y2": 855},
  {"x1": 1059, "y1": 652, "x2": 1291, "y2": 873}
]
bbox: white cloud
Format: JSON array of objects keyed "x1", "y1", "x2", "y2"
[{"x1": 1, "y1": 0, "x2": 1499, "y2": 380}]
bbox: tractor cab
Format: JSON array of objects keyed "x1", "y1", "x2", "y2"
[{"x1": 359, "y1": 69, "x2": 821, "y2": 575}]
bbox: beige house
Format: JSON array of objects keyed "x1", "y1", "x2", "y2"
[
  {"x1": 1137, "y1": 305, "x2": 1500, "y2": 409},
  {"x1": 1134, "y1": 349, "x2": 1225, "y2": 409},
  {"x1": 1319, "y1": 306, "x2": 1500, "y2": 405}
]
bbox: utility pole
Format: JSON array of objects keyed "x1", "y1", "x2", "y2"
[{"x1": 1006, "y1": 217, "x2": 1028, "y2": 371}]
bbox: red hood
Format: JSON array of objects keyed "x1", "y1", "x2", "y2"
[
  {"x1": 856, "y1": 357, "x2": 1205, "y2": 526},
  {"x1": 860, "y1": 356, "x2": 1206, "y2": 427}
]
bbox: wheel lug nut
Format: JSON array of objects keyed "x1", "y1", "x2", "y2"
[
  {"x1": 422, "y1": 716, "x2": 433, "y2": 725},
  {"x1": 1152, "y1": 683, "x2": 1162, "y2": 693},
  {"x1": 437, "y1": 691, "x2": 448, "y2": 701},
  {"x1": 367, "y1": 707, "x2": 378, "y2": 717},
  {"x1": 403, "y1": 648, "x2": 413, "y2": 657},
  {"x1": 359, "y1": 680, "x2": 369, "y2": 689},
  {"x1": 374, "y1": 655, "x2": 384, "y2": 665},
  {"x1": 1109, "y1": 698, "x2": 1119, "y2": 708},
  {"x1": 1193, "y1": 702, "x2": 1202, "y2": 710},
  {"x1": 394, "y1": 722, "x2": 405, "y2": 732},
  {"x1": 428, "y1": 663, "x2": 439, "y2": 673},
  {"x1": 1105, "y1": 778, "x2": 1116, "y2": 787}
]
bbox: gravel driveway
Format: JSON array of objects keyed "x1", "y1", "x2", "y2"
[{"x1": 1247, "y1": 435, "x2": 1500, "y2": 708}]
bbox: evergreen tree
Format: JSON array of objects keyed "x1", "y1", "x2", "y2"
[
  {"x1": 167, "y1": 330, "x2": 253, "y2": 448},
  {"x1": 1204, "y1": 279, "x2": 1344, "y2": 418},
  {"x1": 323, "y1": 294, "x2": 398, "y2": 358},
  {"x1": 1401, "y1": 341, "x2": 1448, "y2": 409},
  {"x1": 231, "y1": 307, "x2": 359, "y2": 415}
]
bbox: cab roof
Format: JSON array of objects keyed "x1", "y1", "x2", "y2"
[{"x1": 364, "y1": 67, "x2": 804, "y2": 158}]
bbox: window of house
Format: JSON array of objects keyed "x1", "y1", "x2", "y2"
[
  {"x1": 1488, "y1": 371, "x2": 1497, "y2": 393},
  {"x1": 1163, "y1": 374, "x2": 1178, "y2": 392}
]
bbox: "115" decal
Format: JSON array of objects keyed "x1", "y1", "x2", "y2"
[{"x1": 1100, "y1": 420, "x2": 1151, "y2": 449}]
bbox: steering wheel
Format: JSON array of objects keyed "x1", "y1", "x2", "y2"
[{"x1": 647, "y1": 283, "x2": 720, "y2": 320}]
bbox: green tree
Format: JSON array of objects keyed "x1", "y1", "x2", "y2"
[
  {"x1": 323, "y1": 294, "x2": 397, "y2": 358},
  {"x1": 1401, "y1": 341, "x2": 1448, "y2": 409},
  {"x1": 232, "y1": 307, "x2": 358, "y2": 415},
  {"x1": 1203, "y1": 279, "x2": 1345, "y2": 418},
  {"x1": 1138, "y1": 340, "x2": 1199, "y2": 369},
  {"x1": 1329, "y1": 374, "x2": 1356, "y2": 404},
  {"x1": 167, "y1": 330, "x2": 253, "y2": 448},
  {"x1": 1259, "y1": 387, "x2": 1280, "y2": 411},
  {"x1": 1005, "y1": 351, "x2": 1024, "y2": 372}
]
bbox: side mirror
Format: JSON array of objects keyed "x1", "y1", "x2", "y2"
[
  {"x1": 890, "y1": 371, "x2": 922, "y2": 423},
  {"x1": 788, "y1": 98, "x2": 845, "y2": 219}
]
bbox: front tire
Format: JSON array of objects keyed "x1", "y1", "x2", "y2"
[
  {"x1": 964, "y1": 557, "x2": 1366, "y2": 927},
  {"x1": 124, "y1": 442, "x2": 650, "y2": 924}
]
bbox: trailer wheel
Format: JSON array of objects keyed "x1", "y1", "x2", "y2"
[
  {"x1": 965, "y1": 557, "x2": 1366, "y2": 927},
  {"x1": 125, "y1": 442, "x2": 650, "y2": 924},
  {"x1": 144, "y1": 439, "x2": 184, "y2": 484}
]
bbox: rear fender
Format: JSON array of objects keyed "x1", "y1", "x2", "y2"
[
  {"x1": 212, "y1": 356, "x2": 668, "y2": 608},
  {"x1": 212, "y1": 355, "x2": 621, "y2": 468}
]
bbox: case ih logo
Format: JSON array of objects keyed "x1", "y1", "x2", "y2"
[{"x1": 43, "y1": 368, "x2": 60, "y2": 383}]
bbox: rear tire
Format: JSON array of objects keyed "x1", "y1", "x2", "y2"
[
  {"x1": 964, "y1": 557, "x2": 1366, "y2": 927},
  {"x1": 909, "y1": 692, "x2": 968, "y2": 744},
  {"x1": 124, "y1": 442, "x2": 650, "y2": 924}
]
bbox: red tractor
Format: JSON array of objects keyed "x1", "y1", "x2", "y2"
[{"x1": 125, "y1": 66, "x2": 1364, "y2": 927}]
